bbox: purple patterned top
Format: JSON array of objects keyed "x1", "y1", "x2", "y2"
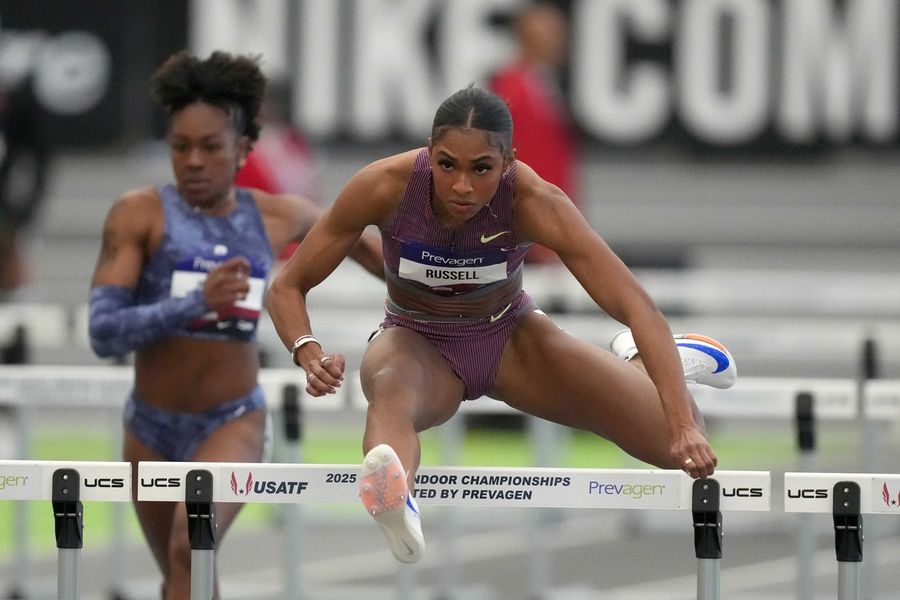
[{"x1": 380, "y1": 148, "x2": 531, "y2": 299}]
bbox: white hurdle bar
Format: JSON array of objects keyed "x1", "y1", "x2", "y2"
[
  {"x1": 138, "y1": 462, "x2": 770, "y2": 600},
  {"x1": 784, "y1": 472, "x2": 900, "y2": 600},
  {"x1": 0, "y1": 460, "x2": 131, "y2": 600}
]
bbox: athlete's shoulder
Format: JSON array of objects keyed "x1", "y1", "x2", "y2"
[
  {"x1": 106, "y1": 186, "x2": 162, "y2": 222},
  {"x1": 347, "y1": 148, "x2": 421, "y2": 202},
  {"x1": 114, "y1": 186, "x2": 160, "y2": 207},
  {"x1": 511, "y1": 160, "x2": 559, "y2": 201},
  {"x1": 102, "y1": 186, "x2": 162, "y2": 242},
  {"x1": 362, "y1": 148, "x2": 421, "y2": 180}
]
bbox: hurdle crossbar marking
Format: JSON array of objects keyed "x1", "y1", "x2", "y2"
[
  {"x1": 0, "y1": 461, "x2": 131, "y2": 502},
  {"x1": 785, "y1": 472, "x2": 900, "y2": 514},
  {"x1": 137, "y1": 462, "x2": 770, "y2": 511}
]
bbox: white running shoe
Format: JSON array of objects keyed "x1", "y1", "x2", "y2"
[
  {"x1": 609, "y1": 329, "x2": 737, "y2": 390},
  {"x1": 359, "y1": 443, "x2": 425, "y2": 564}
]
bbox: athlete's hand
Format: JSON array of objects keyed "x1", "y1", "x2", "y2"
[
  {"x1": 303, "y1": 352, "x2": 346, "y2": 396},
  {"x1": 673, "y1": 426, "x2": 717, "y2": 479},
  {"x1": 203, "y1": 256, "x2": 251, "y2": 310}
]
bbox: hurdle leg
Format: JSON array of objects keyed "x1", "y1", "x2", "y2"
[
  {"x1": 833, "y1": 482, "x2": 862, "y2": 600},
  {"x1": 10, "y1": 405, "x2": 31, "y2": 598},
  {"x1": 858, "y1": 338, "x2": 882, "y2": 600},
  {"x1": 794, "y1": 391, "x2": 817, "y2": 600},
  {"x1": 52, "y1": 468, "x2": 83, "y2": 600},
  {"x1": 692, "y1": 478, "x2": 722, "y2": 600},
  {"x1": 107, "y1": 412, "x2": 131, "y2": 600},
  {"x1": 279, "y1": 384, "x2": 304, "y2": 600},
  {"x1": 527, "y1": 416, "x2": 561, "y2": 600},
  {"x1": 435, "y1": 412, "x2": 464, "y2": 600},
  {"x1": 185, "y1": 469, "x2": 216, "y2": 600}
]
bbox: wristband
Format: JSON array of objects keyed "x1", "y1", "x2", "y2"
[{"x1": 291, "y1": 335, "x2": 320, "y2": 366}]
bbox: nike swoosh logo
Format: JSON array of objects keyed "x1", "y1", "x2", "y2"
[
  {"x1": 489, "y1": 302, "x2": 512, "y2": 323},
  {"x1": 677, "y1": 342, "x2": 731, "y2": 374},
  {"x1": 480, "y1": 231, "x2": 509, "y2": 243}
]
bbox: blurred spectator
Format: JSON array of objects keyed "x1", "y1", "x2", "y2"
[
  {"x1": 0, "y1": 75, "x2": 49, "y2": 295},
  {"x1": 489, "y1": 1, "x2": 580, "y2": 264},
  {"x1": 235, "y1": 80, "x2": 320, "y2": 261},
  {"x1": 1, "y1": 76, "x2": 49, "y2": 365}
]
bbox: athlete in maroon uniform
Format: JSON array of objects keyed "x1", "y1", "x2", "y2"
[{"x1": 266, "y1": 85, "x2": 736, "y2": 564}]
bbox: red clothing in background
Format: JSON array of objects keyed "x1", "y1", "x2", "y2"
[{"x1": 490, "y1": 62, "x2": 579, "y2": 263}]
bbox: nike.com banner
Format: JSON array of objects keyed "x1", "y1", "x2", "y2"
[
  {"x1": 1, "y1": 0, "x2": 896, "y2": 148},
  {"x1": 192, "y1": 0, "x2": 900, "y2": 148}
]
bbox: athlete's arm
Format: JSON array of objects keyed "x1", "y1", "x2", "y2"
[
  {"x1": 514, "y1": 164, "x2": 714, "y2": 474},
  {"x1": 266, "y1": 154, "x2": 406, "y2": 393}
]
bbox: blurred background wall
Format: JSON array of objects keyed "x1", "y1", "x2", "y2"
[{"x1": 1, "y1": 0, "x2": 899, "y2": 314}]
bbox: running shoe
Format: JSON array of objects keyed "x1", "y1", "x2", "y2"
[
  {"x1": 609, "y1": 329, "x2": 737, "y2": 390},
  {"x1": 359, "y1": 443, "x2": 425, "y2": 563}
]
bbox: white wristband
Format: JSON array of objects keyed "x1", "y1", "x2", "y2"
[{"x1": 290, "y1": 335, "x2": 320, "y2": 366}]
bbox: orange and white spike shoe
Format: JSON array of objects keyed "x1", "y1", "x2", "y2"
[
  {"x1": 610, "y1": 329, "x2": 737, "y2": 390},
  {"x1": 359, "y1": 443, "x2": 425, "y2": 563}
]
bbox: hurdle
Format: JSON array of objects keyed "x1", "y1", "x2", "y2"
[
  {"x1": 0, "y1": 460, "x2": 131, "y2": 600},
  {"x1": 5, "y1": 364, "x2": 900, "y2": 598},
  {"x1": 138, "y1": 461, "x2": 770, "y2": 600}
]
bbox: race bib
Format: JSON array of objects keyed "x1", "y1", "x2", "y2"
[
  {"x1": 398, "y1": 241, "x2": 507, "y2": 291},
  {"x1": 171, "y1": 253, "x2": 267, "y2": 337}
]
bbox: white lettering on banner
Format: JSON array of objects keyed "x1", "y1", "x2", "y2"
[
  {"x1": 189, "y1": 0, "x2": 289, "y2": 79},
  {"x1": 420, "y1": 251, "x2": 484, "y2": 266},
  {"x1": 184, "y1": 0, "x2": 900, "y2": 146},
  {"x1": 34, "y1": 32, "x2": 111, "y2": 115},
  {"x1": 295, "y1": 0, "x2": 341, "y2": 136},
  {"x1": 0, "y1": 28, "x2": 111, "y2": 116},
  {"x1": 440, "y1": 0, "x2": 522, "y2": 90},
  {"x1": 351, "y1": 0, "x2": 437, "y2": 139},
  {"x1": 572, "y1": 0, "x2": 671, "y2": 143},
  {"x1": 778, "y1": 0, "x2": 898, "y2": 143},
  {"x1": 677, "y1": 0, "x2": 770, "y2": 144}
]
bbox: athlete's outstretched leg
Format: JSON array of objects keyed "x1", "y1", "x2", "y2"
[
  {"x1": 493, "y1": 312, "x2": 735, "y2": 473},
  {"x1": 358, "y1": 326, "x2": 464, "y2": 563}
]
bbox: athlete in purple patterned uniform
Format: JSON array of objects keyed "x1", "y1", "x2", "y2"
[
  {"x1": 87, "y1": 51, "x2": 382, "y2": 599},
  {"x1": 266, "y1": 84, "x2": 736, "y2": 564}
]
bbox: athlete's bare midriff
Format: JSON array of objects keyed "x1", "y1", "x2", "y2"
[
  {"x1": 386, "y1": 269, "x2": 522, "y2": 319},
  {"x1": 134, "y1": 337, "x2": 259, "y2": 411}
]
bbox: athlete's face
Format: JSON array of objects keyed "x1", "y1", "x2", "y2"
[
  {"x1": 168, "y1": 101, "x2": 249, "y2": 210},
  {"x1": 429, "y1": 127, "x2": 511, "y2": 227}
]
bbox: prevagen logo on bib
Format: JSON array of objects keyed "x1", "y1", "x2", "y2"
[
  {"x1": 398, "y1": 241, "x2": 507, "y2": 290},
  {"x1": 170, "y1": 252, "x2": 268, "y2": 338}
]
